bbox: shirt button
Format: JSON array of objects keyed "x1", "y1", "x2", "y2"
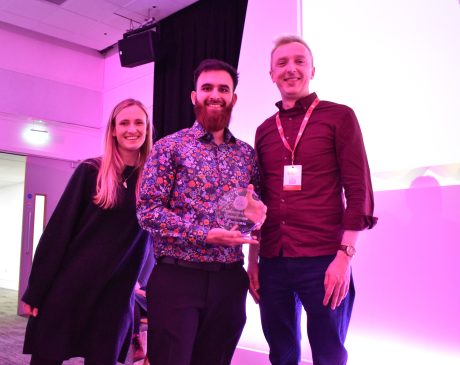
[
  {"x1": 289, "y1": 117, "x2": 292, "y2": 121},
  {"x1": 281, "y1": 199, "x2": 285, "y2": 203},
  {"x1": 281, "y1": 221, "x2": 286, "y2": 225}
]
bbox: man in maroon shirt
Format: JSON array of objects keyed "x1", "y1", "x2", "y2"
[{"x1": 248, "y1": 35, "x2": 377, "y2": 365}]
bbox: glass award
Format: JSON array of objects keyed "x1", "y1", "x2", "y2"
[{"x1": 216, "y1": 187, "x2": 264, "y2": 235}]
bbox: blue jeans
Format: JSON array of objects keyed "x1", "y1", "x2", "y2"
[{"x1": 259, "y1": 256, "x2": 355, "y2": 365}]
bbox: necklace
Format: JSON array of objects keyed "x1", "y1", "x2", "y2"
[{"x1": 122, "y1": 166, "x2": 138, "y2": 189}]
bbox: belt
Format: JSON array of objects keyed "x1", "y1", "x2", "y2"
[{"x1": 157, "y1": 256, "x2": 243, "y2": 272}]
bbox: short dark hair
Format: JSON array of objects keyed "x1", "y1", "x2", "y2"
[{"x1": 193, "y1": 59, "x2": 239, "y2": 91}]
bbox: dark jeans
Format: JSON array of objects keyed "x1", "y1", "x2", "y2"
[
  {"x1": 259, "y1": 256, "x2": 355, "y2": 365},
  {"x1": 146, "y1": 261, "x2": 249, "y2": 365}
]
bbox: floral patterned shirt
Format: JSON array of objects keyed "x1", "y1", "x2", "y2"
[{"x1": 137, "y1": 121, "x2": 260, "y2": 263}]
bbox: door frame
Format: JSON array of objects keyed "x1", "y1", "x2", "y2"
[{"x1": 17, "y1": 155, "x2": 78, "y2": 315}]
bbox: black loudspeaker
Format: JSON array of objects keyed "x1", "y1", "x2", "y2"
[{"x1": 118, "y1": 30, "x2": 158, "y2": 68}]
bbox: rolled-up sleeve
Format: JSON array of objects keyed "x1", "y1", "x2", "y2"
[{"x1": 336, "y1": 107, "x2": 378, "y2": 230}]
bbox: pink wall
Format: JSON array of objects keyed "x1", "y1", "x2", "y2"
[
  {"x1": 348, "y1": 180, "x2": 460, "y2": 364},
  {"x1": 0, "y1": 22, "x2": 104, "y2": 127},
  {"x1": 0, "y1": 23, "x2": 104, "y2": 160},
  {"x1": 230, "y1": 0, "x2": 299, "y2": 146},
  {"x1": 0, "y1": 22, "x2": 153, "y2": 161}
]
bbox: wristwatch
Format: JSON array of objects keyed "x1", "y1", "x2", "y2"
[{"x1": 338, "y1": 244, "x2": 356, "y2": 257}]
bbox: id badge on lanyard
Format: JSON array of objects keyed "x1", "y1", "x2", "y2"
[
  {"x1": 276, "y1": 97, "x2": 320, "y2": 192},
  {"x1": 283, "y1": 165, "x2": 302, "y2": 191}
]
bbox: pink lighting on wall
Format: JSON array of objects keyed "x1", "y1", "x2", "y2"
[
  {"x1": 349, "y1": 180, "x2": 460, "y2": 365},
  {"x1": 299, "y1": 0, "x2": 460, "y2": 359},
  {"x1": 22, "y1": 120, "x2": 50, "y2": 146}
]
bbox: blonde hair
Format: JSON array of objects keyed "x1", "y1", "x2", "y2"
[
  {"x1": 271, "y1": 34, "x2": 314, "y2": 67},
  {"x1": 92, "y1": 98, "x2": 153, "y2": 209}
]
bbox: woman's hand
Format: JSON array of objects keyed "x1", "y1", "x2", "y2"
[{"x1": 23, "y1": 302, "x2": 39, "y2": 317}]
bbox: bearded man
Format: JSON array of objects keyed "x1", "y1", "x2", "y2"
[{"x1": 137, "y1": 59, "x2": 265, "y2": 365}]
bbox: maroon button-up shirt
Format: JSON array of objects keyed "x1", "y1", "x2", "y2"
[{"x1": 255, "y1": 93, "x2": 377, "y2": 258}]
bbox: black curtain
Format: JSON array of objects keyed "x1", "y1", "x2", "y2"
[{"x1": 152, "y1": 0, "x2": 248, "y2": 139}]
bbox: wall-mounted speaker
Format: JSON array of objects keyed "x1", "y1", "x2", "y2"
[{"x1": 118, "y1": 30, "x2": 158, "y2": 68}]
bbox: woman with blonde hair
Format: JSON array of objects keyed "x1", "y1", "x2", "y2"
[{"x1": 22, "y1": 98, "x2": 154, "y2": 365}]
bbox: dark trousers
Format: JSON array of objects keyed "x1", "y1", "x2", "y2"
[
  {"x1": 133, "y1": 292, "x2": 147, "y2": 335},
  {"x1": 146, "y1": 261, "x2": 249, "y2": 365},
  {"x1": 259, "y1": 256, "x2": 355, "y2": 365},
  {"x1": 133, "y1": 301, "x2": 141, "y2": 335}
]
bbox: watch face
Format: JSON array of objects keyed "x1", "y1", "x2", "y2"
[{"x1": 340, "y1": 244, "x2": 355, "y2": 257}]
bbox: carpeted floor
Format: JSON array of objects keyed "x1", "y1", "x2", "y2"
[
  {"x1": 0, "y1": 287, "x2": 33, "y2": 365},
  {"x1": 0, "y1": 287, "x2": 145, "y2": 365}
]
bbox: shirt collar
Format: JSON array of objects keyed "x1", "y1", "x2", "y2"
[
  {"x1": 191, "y1": 121, "x2": 236, "y2": 144},
  {"x1": 275, "y1": 92, "x2": 318, "y2": 113}
]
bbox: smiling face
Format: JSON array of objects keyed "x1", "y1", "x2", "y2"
[
  {"x1": 191, "y1": 70, "x2": 237, "y2": 132},
  {"x1": 112, "y1": 104, "x2": 147, "y2": 163},
  {"x1": 270, "y1": 41, "x2": 315, "y2": 109}
]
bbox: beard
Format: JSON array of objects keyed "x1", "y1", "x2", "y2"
[{"x1": 194, "y1": 99, "x2": 234, "y2": 132}]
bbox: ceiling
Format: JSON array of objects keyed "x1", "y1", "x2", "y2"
[
  {"x1": 0, "y1": 0, "x2": 199, "y2": 188},
  {"x1": 0, "y1": 0, "x2": 199, "y2": 52}
]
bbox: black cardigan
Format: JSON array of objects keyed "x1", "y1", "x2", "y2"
[{"x1": 22, "y1": 159, "x2": 150, "y2": 364}]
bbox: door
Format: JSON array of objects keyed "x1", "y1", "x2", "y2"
[{"x1": 17, "y1": 155, "x2": 78, "y2": 315}]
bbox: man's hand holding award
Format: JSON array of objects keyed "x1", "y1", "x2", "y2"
[{"x1": 205, "y1": 184, "x2": 266, "y2": 246}]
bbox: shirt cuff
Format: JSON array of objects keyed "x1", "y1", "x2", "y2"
[{"x1": 343, "y1": 214, "x2": 378, "y2": 230}]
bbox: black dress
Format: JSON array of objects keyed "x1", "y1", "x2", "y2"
[{"x1": 22, "y1": 158, "x2": 150, "y2": 364}]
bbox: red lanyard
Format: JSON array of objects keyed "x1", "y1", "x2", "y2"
[{"x1": 275, "y1": 97, "x2": 320, "y2": 165}]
